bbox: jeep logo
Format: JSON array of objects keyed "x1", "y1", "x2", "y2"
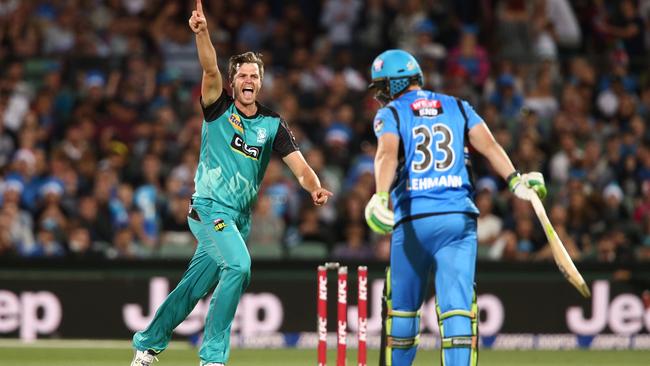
[{"x1": 230, "y1": 134, "x2": 261, "y2": 160}]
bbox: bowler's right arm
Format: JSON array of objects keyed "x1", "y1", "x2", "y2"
[{"x1": 189, "y1": 0, "x2": 222, "y2": 105}]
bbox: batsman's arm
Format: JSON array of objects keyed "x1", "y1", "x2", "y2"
[
  {"x1": 189, "y1": 0, "x2": 222, "y2": 105},
  {"x1": 283, "y1": 151, "x2": 333, "y2": 206},
  {"x1": 375, "y1": 133, "x2": 400, "y2": 193},
  {"x1": 468, "y1": 123, "x2": 516, "y2": 181}
]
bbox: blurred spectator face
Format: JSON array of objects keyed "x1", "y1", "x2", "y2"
[
  {"x1": 279, "y1": 94, "x2": 298, "y2": 122},
  {"x1": 345, "y1": 224, "x2": 365, "y2": 248},
  {"x1": 232, "y1": 63, "x2": 262, "y2": 108},
  {"x1": 114, "y1": 228, "x2": 134, "y2": 254},
  {"x1": 618, "y1": 94, "x2": 637, "y2": 119},
  {"x1": 142, "y1": 154, "x2": 161, "y2": 184},
  {"x1": 621, "y1": 0, "x2": 636, "y2": 19},
  {"x1": 374, "y1": 236, "x2": 390, "y2": 260},
  {"x1": 569, "y1": 191, "x2": 586, "y2": 212},
  {"x1": 2, "y1": 180, "x2": 23, "y2": 205},
  {"x1": 69, "y1": 227, "x2": 91, "y2": 253},
  {"x1": 597, "y1": 235, "x2": 616, "y2": 262},
  {"x1": 118, "y1": 184, "x2": 134, "y2": 207},
  {"x1": 254, "y1": 194, "x2": 273, "y2": 216},
  {"x1": 263, "y1": 158, "x2": 283, "y2": 184},
  {"x1": 305, "y1": 148, "x2": 325, "y2": 172},
  {"x1": 516, "y1": 217, "x2": 533, "y2": 237},
  {"x1": 460, "y1": 32, "x2": 477, "y2": 55},
  {"x1": 36, "y1": 228, "x2": 56, "y2": 248},
  {"x1": 583, "y1": 140, "x2": 601, "y2": 165},
  {"x1": 129, "y1": 210, "x2": 145, "y2": 231},
  {"x1": 559, "y1": 134, "x2": 575, "y2": 152},
  {"x1": 550, "y1": 205, "x2": 568, "y2": 226},
  {"x1": 630, "y1": 115, "x2": 645, "y2": 137},
  {"x1": 344, "y1": 193, "x2": 364, "y2": 218},
  {"x1": 40, "y1": 182, "x2": 64, "y2": 206},
  {"x1": 12, "y1": 149, "x2": 36, "y2": 177},
  {"x1": 79, "y1": 196, "x2": 98, "y2": 221},
  {"x1": 476, "y1": 191, "x2": 493, "y2": 214}
]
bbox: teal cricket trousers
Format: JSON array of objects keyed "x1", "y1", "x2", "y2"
[{"x1": 133, "y1": 197, "x2": 251, "y2": 365}]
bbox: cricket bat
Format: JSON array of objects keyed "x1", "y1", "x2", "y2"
[{"x1": 530, "y1": 194, "x2": 591, "y2": 298}]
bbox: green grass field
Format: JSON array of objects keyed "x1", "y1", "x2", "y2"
[{"x1": 0, "y1": 340, "x2": 647, "y2": 366}]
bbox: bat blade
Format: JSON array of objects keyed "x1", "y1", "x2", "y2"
[{"x1": 530, "y1": 195, "x2": 591, "y2": 298}]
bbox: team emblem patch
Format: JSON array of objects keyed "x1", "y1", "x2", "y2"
[
  {"x1": 373, "y1": 118, "x2": 384, "y2": 133},
  {"x1": 410, "y1": 99, "x2": 444, "y2": 117},
  {"x1": 229, "y1": 114, "x2": 244, "y2": 132},
  {"x1": 257, "y1": 128, "x2": 267, "y2": 143},
  {"x1": 406, "y1": 61, "x2": 416, "y2": 71},
  {"x1": 373, "y1": 59, "x2": 384, "y2": 72},
  {"x1": 213, "y1": 218, "x2": 227, "y2": 232}
]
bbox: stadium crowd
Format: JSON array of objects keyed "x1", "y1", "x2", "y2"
[{"x1": 0, "y1": 0, "x2": 649, "y2": 263}]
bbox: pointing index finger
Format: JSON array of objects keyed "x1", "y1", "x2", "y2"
[{"x1": 196, "y1": 0, "x2": 203, "y2": 15}]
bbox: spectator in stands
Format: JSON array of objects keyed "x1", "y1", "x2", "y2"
[
  {"x1": 321, "y1": 0, "x2": 362, "y2": 51},
  {"x1": 534, "y1": 204, "x2": 582, "y2": 261},
  {"x1": 524, "y1": 67, "x2": 559, "y2": 121},
  {"x1": 596, "y1": 0, "x2": 647, "y2": 72},
  {"x1": 496, "y1": 0, "x2": 533, "y2": 63},
  {"x1": 249, "y1": 194, "x2": 285, "y2": 250},
  {"x1": 489, "y1": 73, "x2": 524, "y2": 120},
  {"x1": 332, "y1": 222, "x2": 373, "y2": 260},
  {"x1": 475, "y1": 185, "x2": 503, "y2": 260},
  {"x1": 446, "y1": 24, "x2": 489, "y2": 88},
  {"x1": 0, "y1": 0, "x2": 647, "y2": 263}
]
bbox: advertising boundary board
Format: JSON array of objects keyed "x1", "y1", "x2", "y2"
[{"x1": 1, "y1": 260, "x2": 649, "y2": 349}]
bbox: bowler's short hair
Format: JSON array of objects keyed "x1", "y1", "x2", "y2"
[{"x1": 228, "y1": 52, "x2": 264, "y2": 82}]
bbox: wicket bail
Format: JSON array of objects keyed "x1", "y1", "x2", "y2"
[{"x1": 317, "y1": 263, "x2": 368, "y2": 366}]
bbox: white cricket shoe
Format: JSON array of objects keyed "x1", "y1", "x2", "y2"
[{"x1": 131, "y1": 350, "x2": 158, "y2": 366}]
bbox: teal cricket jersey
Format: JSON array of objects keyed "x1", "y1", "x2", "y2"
[{"x1": 193, "y1": 90, "x2": 298, "y2": 213}]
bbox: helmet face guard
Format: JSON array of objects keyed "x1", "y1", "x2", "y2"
[
  {"x1": 369, "y1": 74, "x2": 423, "y2": 105},
  {"x1": 368, "y1": 78, "x2": 391, "y2": 105}
]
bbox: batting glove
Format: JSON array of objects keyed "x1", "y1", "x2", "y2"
[
  {"x1": 365, "y1": 192, "x2": 394, "y2": 235},
  {"x1": 508, "y1": 171, "x2": 547, "y2": 201}
]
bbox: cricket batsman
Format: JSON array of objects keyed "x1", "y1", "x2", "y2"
[
  {"x1": 364, "y1": 49, "x2": 547, "y2": 366},
  {"x1": 130, "y1": 1, "x2": 332, "y2": 365}
]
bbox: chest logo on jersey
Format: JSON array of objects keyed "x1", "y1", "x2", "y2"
[
  {"x1": 411, "y1": 99, "x2": 443, "y2": 117},
  {"x1": 256, "y1": 128, "x2": 267, "y2": 143},
  {"x1": 229, "y1": 113, "x2": 244, "y2": 133},
  {"x1": 230, "y1": 133, "x2": 262, "y2": 160}
]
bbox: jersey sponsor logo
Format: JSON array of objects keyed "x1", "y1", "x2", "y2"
[
  {"x1": 411, "y1": 99, "x2": 443, "y2": 117},
  {"x1": 256, "y1": 128, "x2": 267, "y2": 143},
  {"x1": 213, "y1": 218, "x2": 227, "y2": 231},
  {"x1": 407, "y1": 174, "x2": 463, "y2": 191},
  {"x1": 229, "y1": 113, "x2": 244, "y2": 133},
  {"x1": 230, "y1": 134, "x2": 262, "y2": 160},
  {"x1": 373, "y1": 118, "x2": 384, "y2": 134}
]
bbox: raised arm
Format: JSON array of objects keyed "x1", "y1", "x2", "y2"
[{"x1": 189, "y1": 0, "x2": 222, "y2": 105}]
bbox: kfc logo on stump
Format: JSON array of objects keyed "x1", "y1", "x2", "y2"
[{"x1": 411, "y1": 99, "x2": 443, "y2": 117}]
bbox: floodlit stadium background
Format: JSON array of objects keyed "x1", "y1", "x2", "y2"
[{"x1": 1, "y1": 0, "x2": 650, "y2": 362}]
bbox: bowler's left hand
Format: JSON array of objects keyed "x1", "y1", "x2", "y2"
[{"x1": 311, "y1": 188, "x2": 333, "y2": 206}]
